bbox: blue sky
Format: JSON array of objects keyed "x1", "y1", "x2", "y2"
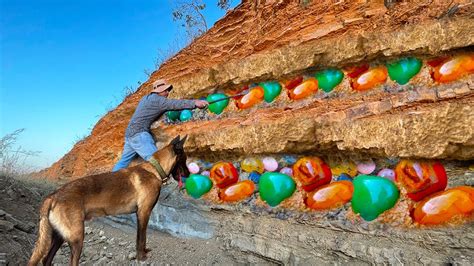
[{"x1": 1, "y1": 0, "x2": 238, "y2": 170}]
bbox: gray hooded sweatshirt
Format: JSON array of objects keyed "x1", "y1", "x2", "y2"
[{"x1": 125, "y1": 93, "x2": 196, "y2": 138}]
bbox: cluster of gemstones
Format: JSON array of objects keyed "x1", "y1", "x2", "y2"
[
  {"x1": 166, "y1": 54, "x2": 474, "y2": 122},
  {"x1": 183, "y1": 156, "x2": 474, "y2": 225}
]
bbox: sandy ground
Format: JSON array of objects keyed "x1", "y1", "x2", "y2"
[
  {"x1": 0, "y1": 175, "x2": 252, "y2": 265},
  {"x1": 52, "y1": 220, "x2": 240, "y2": 265}
]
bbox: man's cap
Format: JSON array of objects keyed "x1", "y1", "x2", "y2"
[{"x1": 151, "y1": 79, "x2": 172, "y2": 93}]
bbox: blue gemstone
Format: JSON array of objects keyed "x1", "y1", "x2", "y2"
[
  {"x1": 249, "y1": 83, "x2": 259, "y2": 88},
  {"x1": 282, "y1": 155, "x2": 297, "y2": 165},
  {"x1": 249, "y1": 171, "x2": 261, "y2": 183},
  {"x1": 199, "y1": 160, "x2": 213, "y2": 170},
  {"x1": 336, "y1": 173, "x2": 352, "y2": 182}
]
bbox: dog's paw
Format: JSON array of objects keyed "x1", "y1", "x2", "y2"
[{"x1": 137, "y1": 253, "x2": 148, "y2": 261}]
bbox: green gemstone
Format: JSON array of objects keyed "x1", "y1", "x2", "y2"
[
  {"x1": 185, "y1": 174, "x2": 213, "y2": 199},
  {"x1": 206, "y1": 93, "x2": 229, "y2": 115},
  {"x1": 386, "y1": 57, "x2": 422, "y2": 85},
  {"x1": 260, "y1": 82, "x2": 282, "y2": 103},
  {"x1": 166, "y1": 111, "x2": 180, "y2": 121},
  {"x1": 179, "y1": 110, "x2": 193, "y2": 122},
  {"x1": 315, "y1": 68, "x2": 344, "y2": 92},
  {"x1": 259, "y1": 172, "x2": 296, "y2": 207},
  {"x1": 351, "y1": 175, "x2": 400, "y2": 221}
]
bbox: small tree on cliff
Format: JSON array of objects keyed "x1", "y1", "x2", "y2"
[
  {"x1": 172, "y1": 0, "x2": 234, "y2": 40},
  {"x1": 153, "y1": 0, "x2": 235, "y2": 69},
  {"x1": 172, "y1": 0, "x2": 208, "y2": 41}
]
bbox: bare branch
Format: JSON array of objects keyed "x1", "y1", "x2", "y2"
[
  {"x1": 217, "y1": 0, "x2": 232, "y2": 11},
  {"x1": 0, "y1": 129, "x2": 41, "y2": 176}
]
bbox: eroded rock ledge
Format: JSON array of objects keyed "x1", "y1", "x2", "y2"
[
  {"x1": 170, "y1": 17, "x2": 474, "y2": 98},
  {"x1": 154, "y1": 80, "x2": 474, "y2": 160}
]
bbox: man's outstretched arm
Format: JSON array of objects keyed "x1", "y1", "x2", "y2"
[
  {"x1": 153, "y1": 96, "x2": 194, "y2": 111},
  {"x1": 156, "y1": 97, "x2": 208, "y2": 111}
]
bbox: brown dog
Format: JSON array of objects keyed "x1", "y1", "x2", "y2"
[{"x1": 28, "y1": 135, "x2": 189, "y2": 266}]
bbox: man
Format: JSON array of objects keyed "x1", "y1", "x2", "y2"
[{"x1": 112, "y1": 79, "x2": 208, "y2": 171}]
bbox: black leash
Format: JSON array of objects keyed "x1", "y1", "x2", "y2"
[{"x1": 206, "y1": 92, "x2": 247, "y2": 104}]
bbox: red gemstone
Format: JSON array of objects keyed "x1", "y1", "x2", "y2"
[
  {"x1": 284, "y1": 76, "x2": 304, "y2": 91},
  {"x1": 293, "y1": 157, "x2": 332, "y2": 192},
  {"x1": 427, "y1": 57, "x2": 448, "y2": 67},
  {"x1": 346, "y1": 64, "x2": 370, "y2": 79},
  {"x1": 210, "y1": 162, "x2": 239, "y2": 189},
  {"x1": 395, "y1": 160, "x2": 447, "y2": 201}
]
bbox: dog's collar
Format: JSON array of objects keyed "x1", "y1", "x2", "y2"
[{"x1": 148, "y1": 157, "x2": 168, "y2": 182}]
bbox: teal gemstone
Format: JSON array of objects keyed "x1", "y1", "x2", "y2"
[
  {"x1": 386, "y1": 57, "x2": 422, "y2": 85},
  {"x1": 351, "y1": 175, "x2": 400, "y2": 221},
  {"x1": 206, "y1": 93, "x2": 229, "y2": 115},
  {"x1": 260, "y1": 81, "x2": 282, "y2": 103},
  {"x1": 185, "y1": 174, "x2": 213, "y2": 199},
  {"x1": 259, "y1": 172, "x2": 296, "y2": 207},
  {"x1": 179, "y1": 110, "x2": 193, "y2": 122},
  {"x1": 166, "y1": 111, "x2": 180, "y2": 121},
  {"x1": 315, "y1": 69, "x2": 344, "y2": 92}
]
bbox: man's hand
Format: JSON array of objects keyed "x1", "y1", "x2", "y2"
[{"x1": 194, "y1": 100, "x2": 209, "y2": 109}]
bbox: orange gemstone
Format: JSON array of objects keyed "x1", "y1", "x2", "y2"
[
  {"x1": 210, "y1": 162, "x2": 239, "y2": 189},
  {"x1": 351, "y1": 67, "x2": 388, "y2": 91},
  {"x1": 219, "y1": 180, "x2": 255, "y2": 202},
  {"x1": 293, "y1": 157, "x2": 332, "y2": 192},
  {"x1": 287, "y1": 78, "x2": 318, "y2": 100},
  {"x1": 412, "y1": 186, "x2": 474, "y2": 225},
  {"x1": 305, "y1": 181, "x2": 353, "y2": 210},
  {"x1": 431, "y1": 54, "x2": 474, "y2": 83},
  {"x1": 235, "y1": 86, "x2": 264, "y2": 109}
]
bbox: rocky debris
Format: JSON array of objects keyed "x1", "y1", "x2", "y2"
[
  {"x1": 50, "y1": 221, "x2": 240, "y2": 265},
  {"x1": 128, "y1": 251, "x2": 136, "y2": 260},
  {"x1": 0, "y1": 219, "x2": 15, "y2": 232},
  {"x1": 0, "y1": 175, "x2": 56, "y2": 264}
]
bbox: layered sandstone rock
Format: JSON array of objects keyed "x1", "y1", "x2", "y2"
[{"x1": 39, "y1": 0, "x2": 474, "y2": 179}]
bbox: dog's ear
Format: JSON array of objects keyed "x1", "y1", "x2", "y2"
[
  {"x1": 180, "y1": 135, "x2": 188, "y2": 145},
  {"x1": 171, "y1": 135, "x2": 181, "y2": 146},
  {"x1": 174, "y1": 135, "x2": 187, "y2": 150}
]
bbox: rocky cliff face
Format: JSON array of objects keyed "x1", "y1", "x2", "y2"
[
  {"x1": 39, "y1": 0, "x2": 474, "y2": 179},
  {"x1": 36, "y1": 1, "x2": 474, "y2": 263}
]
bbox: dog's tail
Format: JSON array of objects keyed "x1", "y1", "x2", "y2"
[{"x1": 28, "y1": 197, "x2": 53, "y2": 266}]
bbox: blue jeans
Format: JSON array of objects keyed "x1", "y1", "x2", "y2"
[{"x1": 112, "y1": 132, "x2": 158, "y2": 172}]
